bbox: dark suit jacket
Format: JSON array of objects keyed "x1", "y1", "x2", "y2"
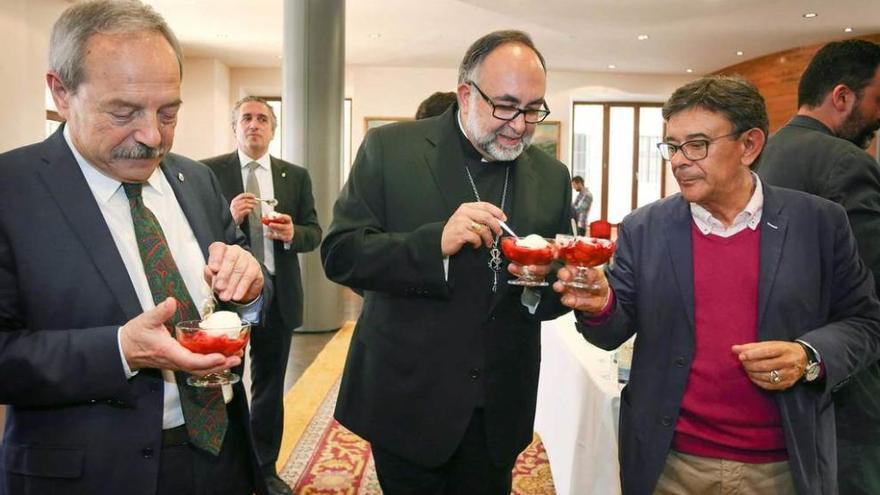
[
  {"x1": 578, "y1": 184, "x2": 880, "y2": 495},
  {"x1": 321, "y1": 107, "x2": 572, "y2": 468},
  {"x1": 759, "y1": 115, "x2": 880, "y2": 448},
  {"x1": 0, "y1": 128, "x2": 269, "y2": 495},
  {"x1": 202, "y1": 152, "x2": 321, "y2": 330}
]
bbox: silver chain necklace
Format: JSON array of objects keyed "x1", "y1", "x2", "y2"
[{"x1": 463, "y1": 164, "x2": 510, "y2": 293}]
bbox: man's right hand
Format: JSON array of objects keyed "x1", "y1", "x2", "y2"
[
  {"x1": 120, "y1": 297, "x2": 241, "y2": 374},
  {"x1": 229, "y1": 192, "x2": 258, "y2": 226},
  {"x1": 441, "y1": 202, "x2": 506, "y2": 257},
  {"x1": 552, "y1": 265, "x2": 611, "y2": 314}
]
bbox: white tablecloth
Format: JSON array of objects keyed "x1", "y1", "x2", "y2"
[{"x1": 535, "y1": 312, "x2": 622, "y2": 495}]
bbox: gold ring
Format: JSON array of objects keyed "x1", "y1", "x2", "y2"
[
  {"x1": 469, "y1": 221, "x2": 482, "y2": 233},
  {"x1": 769, "y1": 369, "x2": 782, "y2": 384}
]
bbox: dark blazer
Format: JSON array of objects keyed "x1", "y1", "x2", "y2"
[
  {"x1": 578, "y1": 184, "x2": 880, "y2": 495},
  {"x1": 0, "y1": 128, "x2": 268, "y2": 495},
  {"x1": 759, "y1": 115, "x2": 880, "y2": 453},
  {"x1": 321, "y1": 106, "x2": 572, "y2": 468},
  {"x1": 202, "y1": 152, "x2": 322, "y2": 330}
]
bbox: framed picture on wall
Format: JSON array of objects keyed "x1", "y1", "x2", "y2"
[
  {"x1": 532, "y1": 120, "x2": 561, "y2": 159},
  {"x1": 364, "y1": 116, "x2": 413, "y2": 133}
]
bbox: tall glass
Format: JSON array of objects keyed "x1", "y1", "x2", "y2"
[{"x1": 175, "y1": 320, "x2": 251, "y2": 387}]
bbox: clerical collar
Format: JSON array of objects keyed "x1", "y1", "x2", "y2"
[{"x1": 455, "y1": 110, "x2": 487, "y2": 161}]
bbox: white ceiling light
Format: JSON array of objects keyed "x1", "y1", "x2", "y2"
[
  {"x1": 686, "y1": 68, "x2": 694, "y2": 73},
  {"x1": 637, "y1": 34, "x2": 649, "y2": 41},
  {"x1": 607, "y1": 64, "x2": 616, "y2": 69},
  {"x1": 736, "y1": 50, "x2": 744, "y2": 56},
  {"x1": 368, "y1": 32, "x2": 382, "y2": 39},
  {"x1": 844, "y1": 27, "x2": 854, "y2": 33},
  {"x1": 802, "y1": 12, "x2": 818, "y2": 18}
]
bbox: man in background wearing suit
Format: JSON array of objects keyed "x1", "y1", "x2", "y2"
[
  {"x1": 557, "y1": 76, "x2": 880, "y2": 494},
  {"x1": 203, "y1": 96, "x2": 321, "y2": 495},
  {"x1": 322, "y1": 30, "x2": 572, "y2": 494},
  {"x1": 416, "y1": 91, "x2": 458, "y2": 120},
  {"x1": 758, "y1": 39, "x2": 880, "y2": 495},
  {"x1": 0, "y1": 1, "x2": 268, "y2": 494}
]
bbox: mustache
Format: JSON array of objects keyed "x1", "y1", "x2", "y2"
[{"x1": 111, "y1": 142, "x2": 165, "y2": 160}]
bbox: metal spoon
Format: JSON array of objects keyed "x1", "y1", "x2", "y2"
[
  {"x1": 497, "y1": 219, "x2": 519, "y2": 238},
  {"x1": 201, "y1": 276, "x2": 218, "y2": 317},
  {"x1": 254, "y1": 197, "x2": 278, "y2": 207}
]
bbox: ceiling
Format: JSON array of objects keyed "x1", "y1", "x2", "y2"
[{"x1": 145, "y1": 0, "x2": 880, "y2": 75}]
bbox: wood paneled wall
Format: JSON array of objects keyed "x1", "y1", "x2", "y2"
[{"x1": 715, "y1": 34, "x2": 880, "y2": 134}]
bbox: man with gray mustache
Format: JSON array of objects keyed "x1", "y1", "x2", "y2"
[
  {"x1": 113, "y1": 142, "x2": 164, "y2": 160},
  {"x1": 0, "y1": 1, "x2": 268, "y2": 494}
]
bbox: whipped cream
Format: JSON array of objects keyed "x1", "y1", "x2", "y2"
[{"x1": 516, "y1": 234, "x2": 549, "y2": 249}]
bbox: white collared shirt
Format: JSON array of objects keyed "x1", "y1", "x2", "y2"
[
  {"x1": 238, "y1": 150, "x2": 277, "y2": 274},
  {"x1": 690, "y1": 173, "x2": 764, "y2": 238},
  {"x1": 65, "y1": 126, "x2": 219, "y2": 429}
]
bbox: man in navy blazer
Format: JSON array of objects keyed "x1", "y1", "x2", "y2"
[
  {"x1": 0, "y1": 1, "x2": 267, "y2": 494},
  {"x1": 203, "y1": 96, "x2": 322, "y2": 495},
  {"x1": 556, "y1": 76, "x2": 880, "y2": 494}
]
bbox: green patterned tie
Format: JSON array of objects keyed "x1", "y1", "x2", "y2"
[{"x1": 122, "y1": 182, "x2": 227, "y2": 456}]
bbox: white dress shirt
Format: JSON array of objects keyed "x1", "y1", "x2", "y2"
[
  {"x1": 238, "y1": 150, "x2": 278, "y2": 275},
  {"x1": 690, "y1": 173, "x2": 764, "y2": 238},
  {"x1": 66, "y1": 127, "x2": 232, "y2": 429}
]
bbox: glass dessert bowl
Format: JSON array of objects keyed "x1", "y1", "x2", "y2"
[
  {"x1": 500, "y1": 234, "x2": 555, "y2": 287},
  {"x1": 176, "y1": 311, "x2": 251, "y2": 387},
  {"x1": 555, "y1": 234, "x2": 616, "y2": 290},
  {"x1": 261, "y1": 211, "x2": 284, "y2": 226}
]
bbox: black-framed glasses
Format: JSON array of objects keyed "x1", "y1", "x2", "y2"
[
  {"x1": 468, "y1": 81, "x2": 551, "y2": 124},
  {"x1": 656, "y1": 130, "x2": 743, "y2": 161}
]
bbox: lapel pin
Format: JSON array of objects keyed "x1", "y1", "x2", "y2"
[
  {"x1": 177, "y1": 172, "x2": 185, "y2": 182},
  {"x1": 281, "y1": 172, "x2": 287, "y2": 178}
]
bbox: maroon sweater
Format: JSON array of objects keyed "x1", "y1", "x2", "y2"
[{"x1": 671, "y1": 223, "x2": 787, "y2": 463}]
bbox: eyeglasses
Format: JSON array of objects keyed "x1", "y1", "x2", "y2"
[
  {"x1": 656, "y1": 130, "x2": 743, "y2": 161},
  {"x1": 468, "y1": 81, "x2": 551, "y2": 124}
]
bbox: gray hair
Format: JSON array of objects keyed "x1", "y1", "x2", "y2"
[
  {"x1": 231, "y1": 96, "x2": 278, "y2": 131},
  {"x1": 49, "y1": 0, "x2": 183, "y2": 93},
  {"x1": 662, "y1": 75, "x2": 769, "y2": 139},
  {"x1": 458, "y1": 30, "x2": 546, "y2": 84}
]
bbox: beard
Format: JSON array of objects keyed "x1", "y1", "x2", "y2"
[
  {"x1": 839, "y1": 101, "x2": 880, "y2": 150},
  {"x1": 112, "y1": 142, "x2": 165, "y2": 160},
  {"x1": 464, "y1": 93, "x2": 532, "y2": 161}
]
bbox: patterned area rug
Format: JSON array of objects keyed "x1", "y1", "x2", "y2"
[{"x1": 277, "y1": 324, "x2": 556, "y2": 494}]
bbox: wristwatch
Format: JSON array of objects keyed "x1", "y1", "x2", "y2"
[{"x1": 797, "y1": 341, "x2": 821, "y2": 382}]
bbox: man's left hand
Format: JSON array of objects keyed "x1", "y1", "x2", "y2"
[
  {"x1": 204, "y1": 242, "x2": 264, "y2": 304},
  {"x1": 266, "y1": 213, "x2": 294, "y2": 243},
  {"x1": 731, "y1": 341, "x2": 808, "y2": 391}
]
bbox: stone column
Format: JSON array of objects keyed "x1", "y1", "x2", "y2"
[{"x1": 282, "y1": 0, "x2": 344, "y2": 331}]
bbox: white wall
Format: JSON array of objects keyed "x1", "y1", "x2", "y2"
[
  {"x1": 229, "y1": 67, "x2": 282, "y2": 106},
  {"x1": 175, "y1": 57, "x2": 231, "y2": 160},
  {"x1": 0, "y1": 0, "x2": 67, "y2": 152}
]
